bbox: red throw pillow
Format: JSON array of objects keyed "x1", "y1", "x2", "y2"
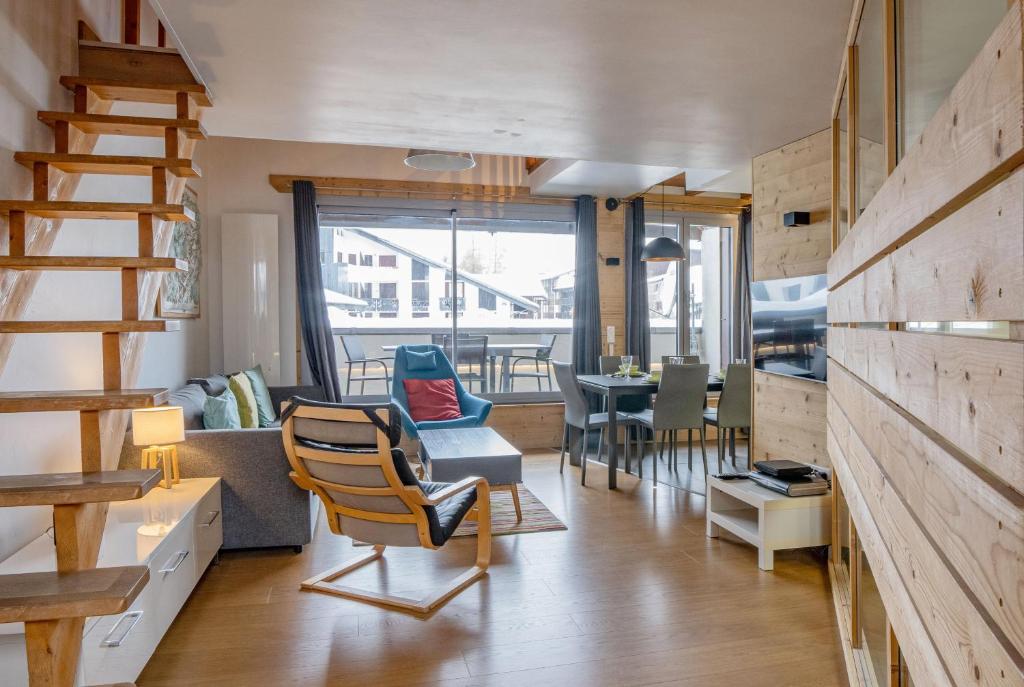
[{"x1": 403, "y1": 378, "x2": 462, "y2": 422}]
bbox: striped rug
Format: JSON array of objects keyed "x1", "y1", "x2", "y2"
[{"x1": 453, "y1": 486, "x2": 567, "y2": 538}]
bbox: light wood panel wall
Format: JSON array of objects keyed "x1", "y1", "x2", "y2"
[
  {"x1": 751, "y1": 130, "x2": 832, "y2": 465},
  {"x1": 827, "y1": 5, "x2": 1024, "y2": 685},
  {"x1": 752, "y1": 128, "x2": 833, "y2": 282},
  {"x1": 597, "y1": 200, "x2": 626, "y2": 355},
  {"x1": 752, "y1": 371, "x2": 828, "y2": 465}
]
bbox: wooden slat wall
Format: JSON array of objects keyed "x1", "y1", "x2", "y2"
[
  {"x1": 751, "y1": 129, "x2": 832, "y2": 465},
  {"x1": 827, "y1": 5, "x2": 1024, "y2": 685},
  {"x1": 752, "y1": 370, "x2": 828, "y2": 464},
  {"x1": 752, "y1": 128, "x2": 833, "y2": 282}
]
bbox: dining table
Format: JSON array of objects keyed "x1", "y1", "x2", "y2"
[
  {"x1": 381, "y1": 343, "x2": 548, "y2": 393},
  {"x1": 576, "y1": 373, "x2": 725, "y2": 489}
]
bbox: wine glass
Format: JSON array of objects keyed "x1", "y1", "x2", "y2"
[
  {"x1": 669, "y1": 356, "x2": 684, "y2": 366},
  {"x1": 620, "y1": 355, "x2": 634, "y2": 376}
]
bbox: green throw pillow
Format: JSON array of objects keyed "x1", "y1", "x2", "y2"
[
  {"x1": 203, "y1": 390, "x2": 241, "y2": 429},
  {"x1": 228, "y1": 372, "x2": 259, "y2": 429},
  {"x1": 244, "y1": 364, "x2": 276, "y2": 428}
]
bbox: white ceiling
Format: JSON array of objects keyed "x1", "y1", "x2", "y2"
[{"x1": 157, "y1": 0, "x2": 851, "y2": 193}]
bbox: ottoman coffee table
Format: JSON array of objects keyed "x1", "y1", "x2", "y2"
[{"x1": 418, "y1": 427, "x2": 523, "y2": 522}]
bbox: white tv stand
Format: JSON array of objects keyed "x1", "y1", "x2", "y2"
[{"x1": 0, "y1": 478, "x2": 221, "y2": 686}]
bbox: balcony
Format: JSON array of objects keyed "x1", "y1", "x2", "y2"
[{"x1": 365, "y1": 297, "x2": 399, "y2": 312}]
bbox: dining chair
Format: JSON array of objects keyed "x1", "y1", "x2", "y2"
[
  {"x1": 281, "y1": 398, "x2": 490, "y2": 613},
  {"x1": 509, "y1": 333, "x2": 557, "y2": 391},
  {"x1": 553, "y1": 361, "x2": 637, "y2": 486},
  {"x1": 339, "y1": 334, "x2": 392, "y2": 395},
  {"x1": 703, "y1": 363, "x2": 751, "y2": 471},
  {"x1": 627, "y1": 364, "x2": 710, "y2": 480}
]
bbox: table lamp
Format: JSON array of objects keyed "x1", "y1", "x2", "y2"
[{"x1": 132, "y1": 406, "x2": 185, "y2": 489}]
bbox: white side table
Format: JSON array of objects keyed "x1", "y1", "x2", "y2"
[{"x1": 705, "y1": 475, "x2": 831, "y2": 570}]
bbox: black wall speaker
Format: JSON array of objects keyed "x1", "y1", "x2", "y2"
[
  {"x1": 605, "y1": 198, "x2": 620, "y2": 211},
  {"x1": 783, "y1": 211, "x2": 811, "y2": 227}
]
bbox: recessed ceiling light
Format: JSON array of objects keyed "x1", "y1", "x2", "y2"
[{"x1": 404, "y1": 149, "x2": 476, "y2": 172}]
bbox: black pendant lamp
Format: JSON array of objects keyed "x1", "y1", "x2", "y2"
[{"x1": 641, "y1": 184, "x2": 685, "y2": 262}]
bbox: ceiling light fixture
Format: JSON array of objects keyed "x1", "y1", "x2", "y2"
[
  {"x1": 404, "y1": 149, "x2": 476, "y2": 172},
  {"x1": 641, "y1": 184, "x2": 685, "y2": 262}
]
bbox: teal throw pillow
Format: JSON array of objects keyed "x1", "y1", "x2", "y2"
[
  {"x1": 244, "y1": 364, "x2": 276, "y2": 427},
  {"x1": 406, "y1": 349, "x2": 437, "y2": 371},
  {"x1": 203, "y1": 389, "x2": 242, "y2": 429}
]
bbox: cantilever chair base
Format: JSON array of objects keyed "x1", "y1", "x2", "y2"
[{"x1": 300, "y1": 543, "x2": 489, "y2": 614}]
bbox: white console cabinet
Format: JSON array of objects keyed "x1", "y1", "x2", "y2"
[{"x1": 0, "y1": 478, "x2": 222, "y2": 686}]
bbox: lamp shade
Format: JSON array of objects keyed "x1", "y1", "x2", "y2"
[
  {"x1": 132, "y1": 406, "x2": 185, "y2": 446},
  {"x1": 641, "y1": 236, "x2": 685, "y2": 262}
]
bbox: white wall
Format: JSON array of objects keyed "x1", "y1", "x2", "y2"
[
  {"x1": 0, "y1": 2, "x2": 209, "y2": 562},
  {"x1": 200, "y1": 136, "x2": 524, "y2": 383}
]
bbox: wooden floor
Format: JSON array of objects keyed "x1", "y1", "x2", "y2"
[{"x1": 139, "y1": 451, "x2": 847, "y2": 687}]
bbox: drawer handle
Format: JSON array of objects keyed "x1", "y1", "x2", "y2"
[
  {"x1": 159, "y1": 549, "x2": 189, "y2": 574},
  {"x1": 200, "y1": 509, "x2": 221, "y2": 527},
  {"x1": 100, "y1": 610, "x2": 143, "y2": 648}
]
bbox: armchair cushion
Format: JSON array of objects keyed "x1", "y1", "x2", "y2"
[
  {"x1": 406, "y1": 349, "x2": 438, "y2": 371},
  {"x1": 420, "y1": 481, "x2": 478, "y2": 546},
  {"x1": 403, "y1": 378, "x2": 462, "y2": 422}
]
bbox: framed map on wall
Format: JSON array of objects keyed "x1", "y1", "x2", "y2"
[{"x1": 159, "y1": 186, "x2": 201, "y2": 318}]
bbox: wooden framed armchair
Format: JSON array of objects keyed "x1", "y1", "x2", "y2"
[{"x1": 281, "y1": 398, "x2": 491, "y2": 614}]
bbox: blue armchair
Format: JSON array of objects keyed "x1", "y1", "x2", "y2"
[{"x1": 391, "y1": 344, "x2": 493, "y2": 439}]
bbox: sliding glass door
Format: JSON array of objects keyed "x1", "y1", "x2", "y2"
[
  {"x1": 646, "y1": 213, "x2": 738, "y2": 371},
  {"x1": 318, "y1": 200, "x2": 576, "y2": 399}
]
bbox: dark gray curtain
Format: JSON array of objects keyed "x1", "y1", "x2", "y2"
[
  {"x1": 624, "y1": 198, "x2": 651, "y2": 371},
  {"x1": 571, "y1": 195, "x2": 601, "y2": 378},
  {"x1": 732, "y1": 208, "x2": 753, "y2": 361},
  {"x1": 293, "y1": 180, "x2": 342, "y2": 402}
]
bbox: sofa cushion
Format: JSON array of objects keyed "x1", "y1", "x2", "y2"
[
  {"x1": 167, "y1": 384, "x2": 209, "y2": 430},
  {"x1": 203, "y1": 389, "x2": 242, "y2": 429},
  {"x1": 244, "y1": 364, "x2": 277, "y2": 428},
  {"x1": 403, "y1": 378, "x2": 461, "y2": 422},
  {"x1": 229, "y1": 372, "x2": 259, "y2": 428},
  {"x1": 188, "y1": 374, "x2": 230, "y2": 396}
]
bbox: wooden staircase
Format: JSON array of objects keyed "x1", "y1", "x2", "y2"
[{"x1": 0, "y1": 26, "x2": 210, "y2": 687}]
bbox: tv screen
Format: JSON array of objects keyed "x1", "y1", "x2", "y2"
[{"x1": 751, "y1": 274, "x2": 827, "y2": 382}]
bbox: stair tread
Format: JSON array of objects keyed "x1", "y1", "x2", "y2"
[
  {"x1": 0, "y1": 257, "x2": 185, "y2": 271},
  {"x1": 0, "y1": 469, "x2": 162, "y2": 507},
  {"x1": 0, "y1": 201, "x2": 190, "y2": 221},
  {"x1": 0, "y1": 566, "x2": 149, "y2": 624},
  {"x1": 79, "y1": 39, "x2": 183, "y2": 56},
  {"x1": 0, "y1": 320, "x2": 182, "y2": 333},
  {"x1": 37, "y1": 112, "x2": 206, "y2": 140},
  {"x1": 60, "y1": 76, "x2": 212, "y2": 107},
  {"x1": 15, "y1": 152, "x2": 200, "y2": 178},
  {"x1": 0, "y1": 388, "x2": 169, "y2": 413}
]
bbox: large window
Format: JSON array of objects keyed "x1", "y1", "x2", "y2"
[
  {"x1": 645, "y1": 215, "x2": 736, "y2": 373},
  {"x1": 319, "y1": 202, "x2": 576, "y2": 398}
]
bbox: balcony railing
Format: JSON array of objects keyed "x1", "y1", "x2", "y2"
[
  {"x1": 366, "y1": 297, "x2": 399, "y2": 312},
  {"x1": 411, "y1": 298, "x2": 430, "y2": 312},
  {"x1": 439, "y1": 296, "x2": 466, "y2": 312}
]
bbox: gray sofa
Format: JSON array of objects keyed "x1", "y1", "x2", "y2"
[{"x1": 119, "y1": 374, "x2": 326, "y2": 552}]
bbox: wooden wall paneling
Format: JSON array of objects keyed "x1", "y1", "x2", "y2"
[
  {"x1": 829, "y1": 361, "x2": 1024, "y2": 663},
  {"x1": 828, "y1": 169, "x2": 1024, "y2": 323},
  {"x1": 828, "y1": 428, "x2": 956, "y2": 687},
  {"x1": 828, "y1": 379, "x2": 1024, "y2": 686},
  {"x1": 751, "y1": 129, "x2": 833, "y2": 281},
  {"x1": 752, "y1": 370, "x2": 828, "y2": 464},
  {"x1": 828, "y1": 5, "x2": 1024, "y2": 288},
  {"x1": 828, "y1": 327, "x2": 1024, "y2": 492},
  {"x1": 596, "y1": 200, "x2": 625, "y2": 354}
]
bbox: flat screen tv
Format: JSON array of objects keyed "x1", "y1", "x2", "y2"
[{"x1": 751, "y1": 274, "x2": 827, "y2": 382}]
